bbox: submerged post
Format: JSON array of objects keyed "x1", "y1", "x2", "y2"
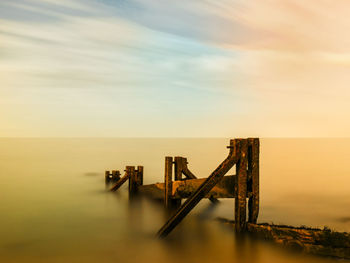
[{"x1": 235, "y1": 139, "x2": 248, "y2": 232}]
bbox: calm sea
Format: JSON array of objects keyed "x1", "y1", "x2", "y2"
[{"x1": 0, "y1": 138, "x2": 349, "y2": 263}]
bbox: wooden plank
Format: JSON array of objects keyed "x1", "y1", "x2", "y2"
[
  {"x1": 138, "y1": 175, "x2": 237, "y2": 199},
  {"x1": 235, "y1": 139, "x2": 248, "y2": 232},
  {"x1": 248, "y1": 138, "x2": 259, "y2": 223},
  {"x1": 157, "y1": 139, "x2": 241, "y2": 238},
  {"x1": 164, "y1": 157, "x2": 173, "y2": 209},
  {"x1": 173, "y1": 176, "x2": 235, "y2": 198}
]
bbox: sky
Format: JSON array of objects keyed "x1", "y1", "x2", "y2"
[{"x1": 0, "y1": 0, "x2": 349, "y2": 137}]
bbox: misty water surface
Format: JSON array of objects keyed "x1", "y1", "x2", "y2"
[{"x1": 0, "y1": 138, "x2": 349, "y2": 263}]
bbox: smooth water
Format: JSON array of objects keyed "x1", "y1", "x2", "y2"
[{"x1": 0, "y1": 138, "x2": 349, "y2": 263}]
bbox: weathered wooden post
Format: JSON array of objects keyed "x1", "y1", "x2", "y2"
[
  {"x1": 235, "y1": 139, "x2": 248, "y2": 232},
  {"x1": 248, "y1": 138, "x2": 259, "y2": 224},
  {"x1": 173, "y1": 156, "x2": 184, "y2": 208},
  {"x1": 164, "y1": 157, "x2": 174, "y2": 209},
  {"x1": 137, "y1": 166, "x2": 144, "y2": 186},
  {"x1": 105, "y1": 170, "x2": 111, "y2": 186},
  {"x1": 128, "y1": 166, "x2": 137, "y2": 200},
  {"x1": 111, "y1": 170, "x2": 121, "y2": 183}
]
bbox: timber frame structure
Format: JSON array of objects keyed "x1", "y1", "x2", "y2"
[{"x1": 105, "y1": 138, "x2": 260, "y2": 238}]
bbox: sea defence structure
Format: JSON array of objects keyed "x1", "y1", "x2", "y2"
[
  {"x1": 105, "y1": 138, "x2": 260, "y2": 238},
  {"x1": 104, "y1": 138, "x2": 350, "y2": 259}
]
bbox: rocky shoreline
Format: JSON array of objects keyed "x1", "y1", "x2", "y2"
[{"x1": 217, "y1": 218, "x2": 350, "y2": 260}]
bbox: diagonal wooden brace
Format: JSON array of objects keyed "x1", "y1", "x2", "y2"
[
  {"x1": 157, "y1": 139, "x2": 241, "y2": 238},
  {"x1": 110, "y1": 170, "x2": 130, "y2": 192}
]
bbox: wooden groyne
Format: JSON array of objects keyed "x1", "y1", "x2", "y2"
[
  {"x1": 104, "y1": 137, "x2": 350, "y2": 260},
  {"x1": 105, "y1": 138, "x2": 260, "y2": 236}
]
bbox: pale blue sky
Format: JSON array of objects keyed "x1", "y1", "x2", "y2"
[{"x1": 1, "y1": 0, "x2": 349, "y2": 137}]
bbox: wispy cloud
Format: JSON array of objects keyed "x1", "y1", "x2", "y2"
[{"x1": 0, "y1": 0, "x2": 349, "y2": 136}]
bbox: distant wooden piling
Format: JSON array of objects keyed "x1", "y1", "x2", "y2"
[
  {"x1": 105, "y1": 170, "x2": 121, "y2": 187},
  {"x1": 112, "y1": 170, "x2": 121, "y2": 181},
  {"x1": 128, "y1": 166, "x2": 137, "y2": 200},
  {"x1": 105, "y1": 171, "x2": 111, "y2": 186}
]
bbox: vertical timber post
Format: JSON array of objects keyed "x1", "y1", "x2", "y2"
[
  {"x1": 128, "y1": 166, "x2": 137, "y2": 200},
  {"x1": 173, "y1": 156, "x2": 183, "y2": 208},
  {"x1": 174, "y1": 157, "x2": 183, "y2": 181},
  {"x1": 235, "y1": 139, "x2": 248, "y2": 232},
  {"x1": 105, "y1": 170, "x2": 111, "y2": 186},
  {"x1": 164, "y1": 157, "x2": 173, "y2": 209},
  {"x1": 137, "y1": 166, "x2": 144, "y2": 186},
  {"x1": 111, "y1": 170, "x2": 120, "y2": 183},
  {"x1": 248, "y1": 138, "x2": 259, "y2": 223}
]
